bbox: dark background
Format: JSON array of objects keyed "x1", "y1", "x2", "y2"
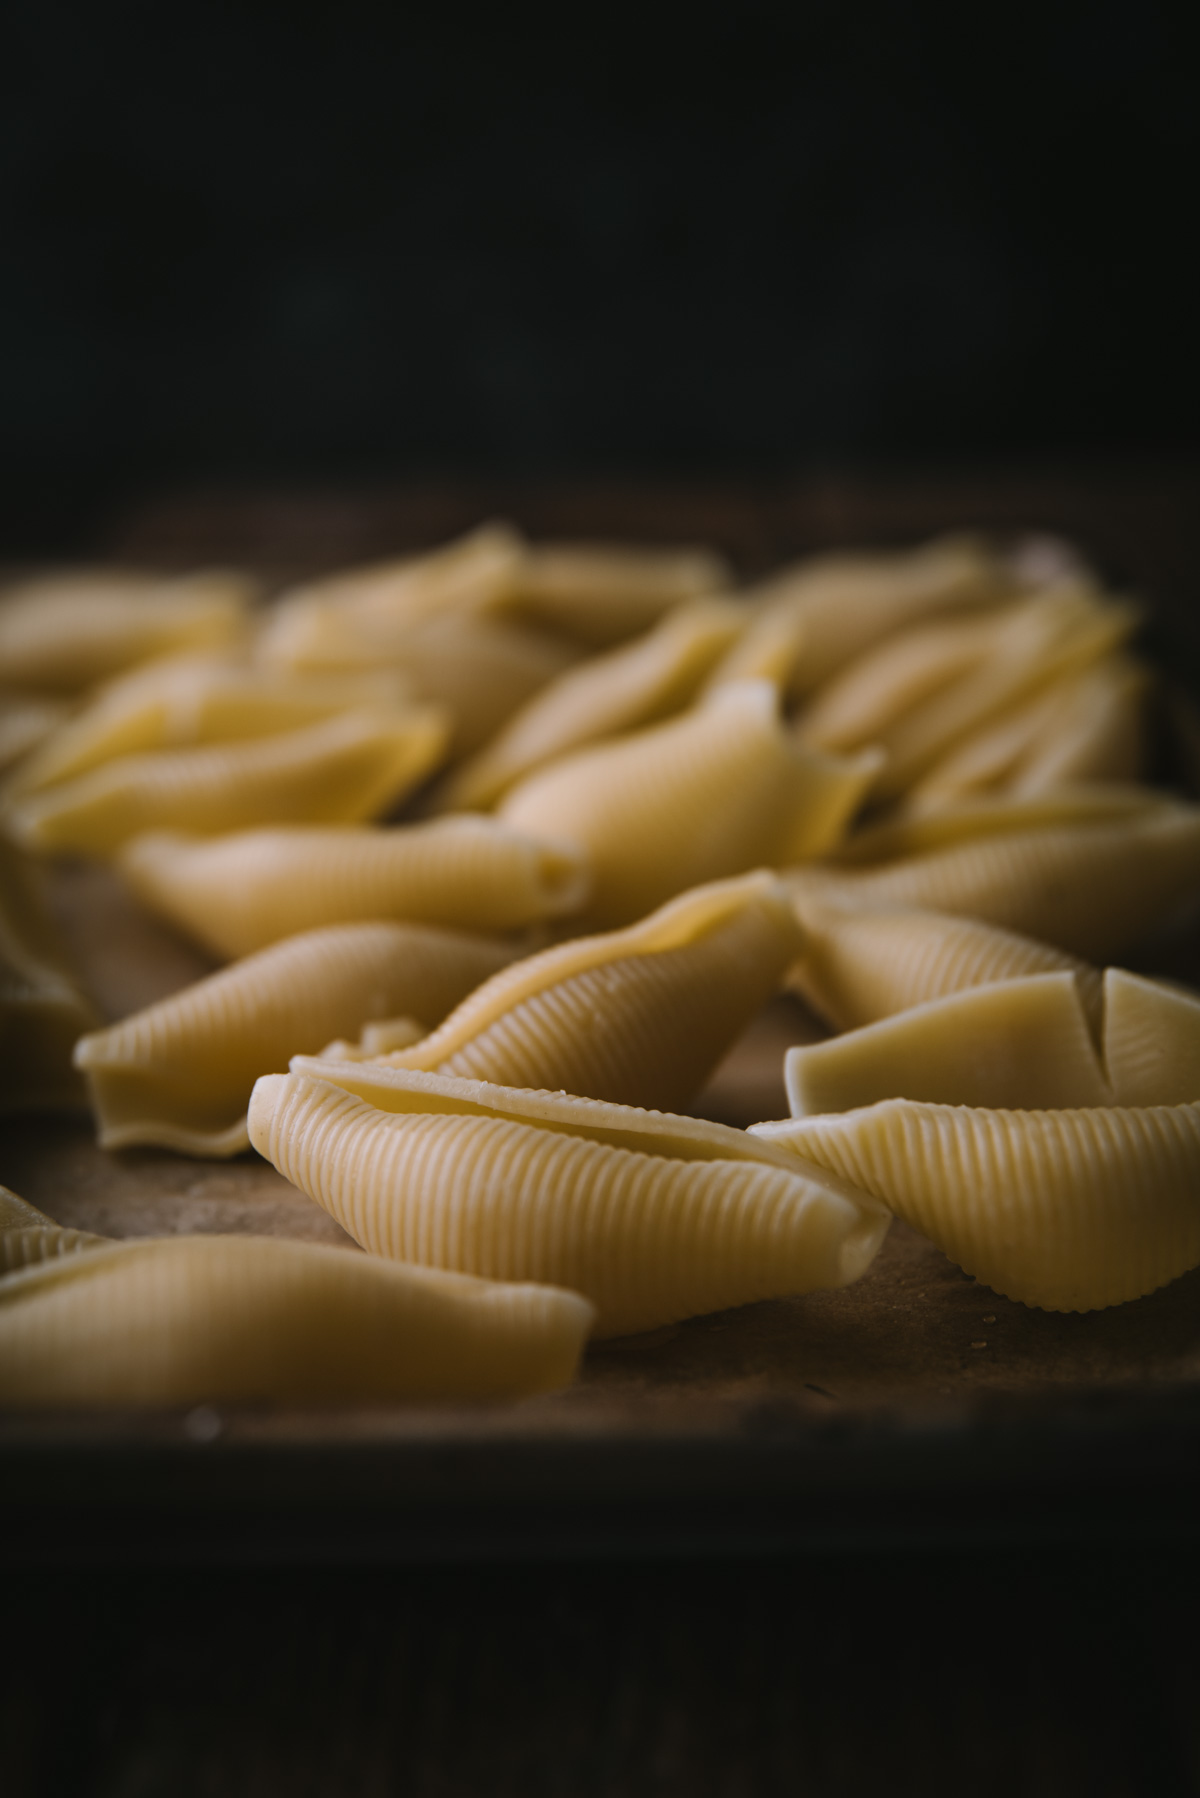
[{"x1": 1, "y1": 0, "x2": 1196, "y2": 555}]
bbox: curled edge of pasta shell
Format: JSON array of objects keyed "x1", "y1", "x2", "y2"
[
  {"x1": 753, "y1": 1098, "x2": 1200, "y2": 1312},
  {"x1": 0, "y1": 1187, "x2": 594, "y2": 1406},
  {"x1": 248, "y1": 1061, "x2": 890, "y2": 1337}
]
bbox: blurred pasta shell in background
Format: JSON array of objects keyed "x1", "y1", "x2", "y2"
[
  {"x1": 498, "y1": 542, "x2": 731, "y2": 647},
  {"x1": 1, "y1": 836, "x2": 100, "y2": 1113}
]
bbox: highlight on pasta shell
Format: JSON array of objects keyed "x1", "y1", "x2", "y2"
[
  {"x1": 499, "y1": 680, "x2": 882, "y2": 930},
  {"x1": 787, "y1": 897, "x2": 1100, "y2": 1031},
  {"x1": 0, "y1": 569, "x2": 256, "y2": 692},
  {"x1": 500, "y1": 542, "x2": 732, "y2": 647},
  {"x1": 1, "y1": 835, "x2": 100, "y2": 1113},
  {"x1": 753, "y1": 1099, "x2": 1200, "y2": 1311},
  {"x1": 118, "y1": 817, "x2": 591, "y2": 960},
  {"x1": 360, "y1": 871, "x2": 804, "y2": 1113},
  {"x1": 0, "y1": 1192, "x2": 594, "y2": 1405},
  {"x1": 784, "y1": 972, "x2": 1111, "y2": 1116},
  {"x1": 248, "y1": 1062, "x2": 889, "y2": 1337},
  {"x1": 786, "y1": 805, "x2": 1200, "y2": 964},
  {"x1": 72, "y1": 920, "x2": 515, "y2": 1156},
  {"x1": 440, "y1": 597, "x2": 745, "y2": 812},
  {"x1": 6, "y1": 706, "x2": 450, "y2": 858}
]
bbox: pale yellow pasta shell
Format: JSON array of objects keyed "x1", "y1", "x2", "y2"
[
  {"x1": 248, "y1": 1064, "x2": 889, "y2": 1336},
  {"x1": 788, "y1": 897, "x2": 1099, "y2": 1030},
  {"x1": 1102, "y1": 969, "x2": 1200, "y2": 1106},
  {"x1": 0, "y1": 694, "x2": 70, "y2": 775},
  {"x1": 0, "y1": 1229, "x2": 593, "y2": 1405},
  {"x1": 367, "y1": 871, "x2": 803, "y2": 1112},
  {"x1": 0, "y1": 1185, "x2": 108, "y2": 1273},
  {"x1": 784, "y1": 972, "x2": 1111, "y2": 1115},
  {"x1": 73, "y1": 920, "x2": 514, "y2": 1155},
  {"x1": 119, "y1": 818, "x2": 590, "y2": 960},
  {"x1": 6, "y1": 707, "x2": 449, "y2": 857},
  {"x1": 500, "y1": 681, "x2": 881, "y2": 929},
  {"x1": 0, "y1": 570, "x2": 256, "y2": 692},
  {"x1": 441, "y1": 598, "x2": 744, "y2": 811},
  {"x1": 1, "y1": 836, "x2": 100, "y2": 1113},
  {"x1": 832, "y1": 783, "x2": 1170, "y2": 865},
  {"x1": 501, "y1": 543, "x2": 731, "y2": 647},
  {"x1": 754, "y1": 1099, "x2": 1200, "y2": 1311}
]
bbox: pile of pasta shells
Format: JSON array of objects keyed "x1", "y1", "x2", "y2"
[{"x1": 4, "y1": 522, "x2": 1200, "y2": 1408}]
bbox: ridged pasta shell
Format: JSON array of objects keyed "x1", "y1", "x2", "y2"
[
  {"x1": 248, "y1": 1063, "x2": 889, "y2": 1336},
  {"x1": 1102, "y1": 969, "x2": 1200, "y2": 1106},
  {"x1": 753, "y1": 1099, "x2": 1200, "y2": 1311},
  {"x1": 786, "y1": 807, "x2": 1200, "y2": 962},
  {"x1": 0, "y1": 1186, "x2": 108, "y2": 1274},
  {"x1": 441, "y1": 598, "x2": 744, "y2": 811},
  {"x1": 0, "y1": 570, "x2": 256, "y2": 692},
  {"x1": 118, "y1": 818, "x2": 590, "y2": 960},
  {"x1": 7, "y1": 652, "x2": 416, "y2": 799},
  {"x1": 6, "y1": 707, "x2": 450, "y2": 857},
  {"x1": 0, "y1": 1221, "x2": 593, "y2": 1405},
  {"x1": 787, "y1": 897, "x2": 1100, "y2": 1030},
  {"x1": 73, "y1": 920, "x2": 514, "y2": 1155},
  {"x1": 500, "y1": 681, "x2": 881, "y2": 929},
  {"x1": 502, "y1": 543, "x2": 731, "y2": 647},
  {"x1": 1, "y1": 836, "x2": 100, "y2": 1113},
  {"x1": 364, "y1": 872, "x2": 804, "y2": 1112},
  {"x1": 784, "y1": 972, "x2": 1111, "y2": 1115}
]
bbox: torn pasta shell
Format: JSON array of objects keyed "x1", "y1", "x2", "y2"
[
  {"x1": 753, "y1": 1099, "x2": 1200, "y2": 1311},
  {"x1": 249, "y1": 1063, "x2": 889, "y2": 1337},
  {"x1": 440, "y1": 598, "x2": 744, "y2": 811},
  {"x1": 787, "y1": 897, "x2": 1099, "y2": 1031},
  {"x1": 366, "y1": 872, "x2": 804, "y2": 1113},
  {"x1": 784, "y1": 972, "x2": 1111, "y2": 1116},
  {"x1": 72, "y1": 920, "x2": 514, "y2": 1156},
  {"x1": 0, "y1": 1228, "x2": 593, "y2": 1405},
  {"x1": 500, "y1": 680, "x2": 881, "y2": 930},
  {"x1": 119, "y1": 818, "x2": 590, "y2": 960},
  {"x1": 1, "y1": 836, "x2": 100, "y2": 1113},
  {"x1": 6, "y1": 707, "x2": 449, "y2": 857}
]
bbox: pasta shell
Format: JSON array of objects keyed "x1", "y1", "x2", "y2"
[
  {"x1": 73, "y1": 920, "x2": 514, "y2": 1156},
  {"x1": 1, "y1": 835, "x2": 100, "y2": 1113},
  {"x1": 118, "y1": 817, "x2": 591, "y2": 960},
  {"x1": 0, "y1": 1186, "x2": 107, "y2": 1274},
  {"x1": 500, "y1": 681, "x2": 881, "y2": 929},
  {"x1": 0, "y1": 570, "x2": 255, "y2": 692},
  {"x1": 365, "y1": 871, "x2": 804, "y2": 1112},
  {"x1": 0, "y1": 1220, "x2": 593, "y2": 1405},
  {"x1": 441, "y1": 598, "x2": 744, "y2": 811},
  {"x1": 753, "y1": 1099, "x2": 1200, "y2": 1311},
  {"x1": 784, "y1": 972, "x2": 1111, "y2": 1116},
  {"x1": 786, "y1": 807, "x2": 1200, "y2": 963},
  {"x1": 1102, "y1": 969, "x2": 1200, "y2": 1106},
  {"x1": 788, "y1": 897, "x2": 1100, "y2": 1031},
  {"x1": 6, "y1": 707, "x2": 449, "y2": 857},
  {"x1": 832, "y1": 783, "x2": 1170, "y2": 865},
  {"x1": 502, "y1": 543, "x2": 731, "y2": 647},
  {"x1": 0, "y1": 693, "x2": 70, "y2": 775},
  {"x1": 248, "y1": 1063, "x2": 889, "y2": 1336}
]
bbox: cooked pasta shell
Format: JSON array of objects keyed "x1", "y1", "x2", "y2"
[
  {"x1": 73, "y1": 920, "x2": 514, "y2": 1156},
  {"x1": 743, "y1": 535, "x2": 1013, "y2": 696},
  {"x1": 0, "y1": 1186, "x2": 107, "y2": 1274},
  {"x1": 7, "y1": 652, "x2": 416, "y2": 799},
  {"x1": 786, "y1": 807, "x2": 1200, "y2": 963},
  {"x1": 502, "y1": 543, "x2": 731, "y2": 647},
  {"x1": 441, "y1": 598, "x2": 744, "y2": 811},
  {"x1": 119, "y1": 817, "x2": 591, "y2": 960},
  {"x1": 754, "y1": 1099, "x2": 1200, "y2": 1311},
  {"x1": 499, "y1": 681, "x2": 881, "y2": 929},
  {"x1": 0, "y1": 570, "x2": 255, "y2": 692},
  {"x1": 6, "y1": 707, "x2": 449, "y2": 857},
  {"x1": 784, "y1": 972, "x2": 1111, "y2": 1115},
  {"x1": 365, "y1": 871, "x2": 803, "y2": 1112},
  {"x1": 248, "y1": 1063, "x2": 889, "y2": 1337},
  {"x1": 1102, "y1": 969, "x2": 1200, "y2": 1106},
  {"x1": 0, "y1": 1213, "x2": 593, "y2": 1406},
  {"x1": 1, "y1": 836, "x2": 100, "y2": 1113},
  {"x1": 787, "y1": 897, "x2": 1100, "y2": 1031}
]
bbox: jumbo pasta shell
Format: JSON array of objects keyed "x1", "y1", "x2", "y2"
[
  {"x1": 783, "y1": 973, "x2": 1111, "y2": 1116},
  {"x1": 248, "y1": 1063, "x2": 889, "y2": 1337},
  {"x1": 119, "y1": 818, "x2": 590, "y2": 960},
  {"x1": 832, "y1": 784, "x2": 1170, "y2": 866},
  {"x1": 1102, "y1": 969, "x2": 1200, "y2": 1106},
  {"x1": 7, "y1": 707, "x2": 450, "y2": 857},
  {"x1": 73, "y1": 920, "x2": 514, "y2": 1156},
  {"x1": 1, "y1": 836, "x2": 100, "y2": 1113},
  {"x1": 0, "y1": 694, "x2": 70, "y2": 776},
  {"x1": 500, "y1": 681, "x2": 881, "y2": 929},
  {"x1": 502, "y1": 543, "x2": 731, "y2": 647},
  {"x1": 754, "y1": 1099, "x2": 1200, "y2": 1311},
  {"x1": 0, "y1": 1186, "x2": 107, "y2": 1273},
  {"x1": 367, "y1": 872, "x2": 804, "y2": 1112},
  {"x1": 0, "y1": 1228, "x2": 593, "y2": 1405}
]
